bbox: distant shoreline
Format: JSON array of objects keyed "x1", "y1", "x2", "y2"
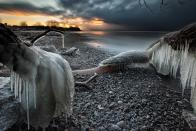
[{"x1": 8, "y1": 25, "x2": 81, "y2": 31}]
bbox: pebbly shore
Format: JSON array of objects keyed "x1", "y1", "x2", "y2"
[{"x1": 4, "y1": 31, "x2": 193, "y2": 131}]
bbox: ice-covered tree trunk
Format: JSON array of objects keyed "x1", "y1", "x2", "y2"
[
  {"x1": 0, "y1": 24, "x2": 74, "y2": 129},
  {"x1": 148, "y1": 23, "x2": 196, "y2": 113}
]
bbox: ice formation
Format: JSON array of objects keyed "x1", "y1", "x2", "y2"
[
  {"x1": 148, "y1": 38, "x2": 196, "y2": 113},
  {"x1": 10, "y1": 46, "x2": 74, "y2": 129},
  {"x1": 0, "y1": 25, "x2": 74, "y2": 129}
]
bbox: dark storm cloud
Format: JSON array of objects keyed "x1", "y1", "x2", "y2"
[
  {"x1": 57, "y1": 0, "x2": 196, "y2": 30},
  {"x1": 0, "y1": 0, "x2": 196, "y2": 30},
  {"x1": 0, "y1": 1, "x2": 65, "y2": 16}
]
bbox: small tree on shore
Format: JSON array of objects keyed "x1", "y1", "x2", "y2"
[
  {"x1": 46, "y1": 20, "x2": 60, "y2": 27},
  {"x1": 20, "y1": 21, "x2": 28, "y2": 26},
  {"x1": 33, "y1": 22, "x2": 43, "y2": 26}
]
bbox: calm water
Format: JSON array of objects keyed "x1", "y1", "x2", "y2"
[{"x1": 77, "y1": 31, "x2": 166, "y2": 53}]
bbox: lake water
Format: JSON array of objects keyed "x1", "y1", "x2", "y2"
[{"x1": 77, "y1": 31, "x2": 166, "y2": 53}]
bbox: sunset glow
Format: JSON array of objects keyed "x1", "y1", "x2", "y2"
[
  {"x1": 0, "y1": 10, "x2": 107, "y2": 30},
  {"x1": 90, "y1": 18, "x2": 104, "y2": 26},
  {"x1": 0, "y1": 0, "x2": 195, "y2": 30}
]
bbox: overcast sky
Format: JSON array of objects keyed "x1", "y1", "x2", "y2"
[{"x1": 0, "y1": 0, "x2": 196, "y2": 30}]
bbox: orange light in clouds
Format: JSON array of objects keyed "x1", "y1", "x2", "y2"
[
  {"x1": 1, "y1": 10, "x2": 46, "y2": 16},
  {"x1": 90, "y1": 18, "x2": 104, "y2": 26},
  {"x1": 0, "y1": 10, "x2": 107, "y2": 30}
]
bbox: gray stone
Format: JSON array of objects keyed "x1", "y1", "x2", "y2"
[
  {"x1": 118, "y1": 100, "x2": 123, "y2": 104},
  {"x1": 60, "y1": 47, "x2": 80, "y2": 56},
  {"x1": 0, "y1": 84, "x2": 24, "y2": 130},
  {"x1": 109, "y1": 102, "x2": 116, "y2": 108},
  {"x1": 98, "y1": 126, "x2": 106, "y2": 131},
  {"x1": 108, "y1": 124, "x2": 121, "y2": 131},
  {"x1": 116, "y1": 120, "x2": 125, "y2": 128}
]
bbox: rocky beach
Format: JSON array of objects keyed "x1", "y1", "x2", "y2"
[{"x1": 1, "y1": 30, "x2": 192, "y2": 131}]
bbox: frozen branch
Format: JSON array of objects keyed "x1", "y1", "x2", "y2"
[{"x1": 31, "y1": 29, "x2": 64, "y2": 44}]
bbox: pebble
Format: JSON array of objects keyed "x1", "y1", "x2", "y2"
[
  {"x1": 84, "y1": 102, "x2": 91, "y2": 108},
  {"x1": 142, "y1": 99, "x2": 147, "y2": 103},
  {"x1": 118, "y1": 101, "x2": 123, "y2": 104},
  {"x1": 94, "y1": 111, "x2": 99, "y2": 117},
  {"x1": 108, "y1": 124, "x2": 121, "y2": 131},
  {"x1": 109, "y1": 91, "x2": 113, "y2": 94},
  {"x1": 116, "y1": 121, "x2": 125, "y2": 128},
  {"x1": 98, "y1": 104, "x2": 104, "y2": 110},
  {"x1": 146, "y1": 115, "x2": 150, "y2": 119},
  {"x1": 109, "y1": 102, "x2": 116, "y2": 108},
  {"x1": 98, "y1": 126, "x2": 106, "y2": 131}
]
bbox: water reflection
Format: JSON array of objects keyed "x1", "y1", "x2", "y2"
[
  {"x1": 80, "y1": 31, "x2": 166, "y2": 53},
  {"x1": 87, "y1": 31, "x2": 106, "y2": 36},
  {"x1": 86, "y1": 41, "x2": 103, "y2": 48}
]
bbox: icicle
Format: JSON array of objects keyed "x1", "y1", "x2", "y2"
[
  {"x1": 10, "y1": 71, "x2": 37, "y2": 128},
  {"x1": 10, "y1": 72, "x2": 14, "y2": 92},
  {"x1": 26, "y1": 80, "x2": 30, "y2": 130},
  {"x1": 19, "y1": 77, "x2": 22, "y2": 102},
  {"x1": 33, "y1": 82, "x2": 36, "y2": 108},
  {"x1": 14, "y1": 73, "x2": 18, "y2": 98},
  {"x1": 62, "y1": 34, "x2": 65, "y2": 48},
  {"x1": 149, "y1": 40, "x2": 196, "y2": 94}
]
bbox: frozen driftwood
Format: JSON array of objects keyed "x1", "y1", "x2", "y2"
[
  {"x1": 0, "y1": 24, "x2": 74, "y2": 129},
  {"x1": 148, "y1": 23, "x2": 196, "y2": 129}
]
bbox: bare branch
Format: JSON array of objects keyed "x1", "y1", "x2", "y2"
[
  {"x1": 161, "y1": 0, "x2": 164, "y2": 5},
  {"x1": 143, "y1": 0, "x2": 153, "y2": 13},
  {"x1": 30, "y1": 28, "x2": 64, "y2": 44},
  {"x1": 75, "y1": 73, "x2": 98, "y2": 87},
  {"x1": 138, "y1": 0, "x2": 142, "y2": 7}
]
